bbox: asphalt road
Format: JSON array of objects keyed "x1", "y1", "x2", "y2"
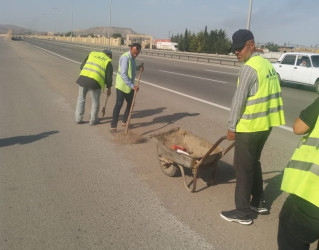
[{"x1": 1, "y1": 37, "x2": 318, "y2": 250}]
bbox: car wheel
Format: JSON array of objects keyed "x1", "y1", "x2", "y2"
[{"x1": 315, "y1": 80, "x2": 319, "y2": 94}]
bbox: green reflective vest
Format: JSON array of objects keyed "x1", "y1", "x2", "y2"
[
  {"x1": 115, "y1": 52, "x2": 133, "y2": 94},
  {"x1": 79, "y1": 51, "x2": 111, "y2": 90},
  {"x1": 236, "y1": 55, "x2": 285, "y2": 132},
  {"x1": 281, "y1": 115, "x2": 319, "y2": 207}
]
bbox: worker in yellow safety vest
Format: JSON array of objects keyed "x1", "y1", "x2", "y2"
[
  {"x1": 278, "y1": 97, "x2": 319, "y2": 250},
  {"x1": 110, "y1": 43, "x2": 144, "y2": 133},
  {"x1": 220, "y1": 29, "x2": 285, "y2": 225},
  {"x1": 75, "y1": 49, "x2": 113, "y2": 126}
]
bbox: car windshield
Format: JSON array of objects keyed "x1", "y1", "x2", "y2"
[{"x1": 311, "y1": 55, "x2": 319, "y2": 67}]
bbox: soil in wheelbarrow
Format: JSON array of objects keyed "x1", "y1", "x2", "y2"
[{"x1": 156, "y1": 127, "x2": 222, "y2": 158}]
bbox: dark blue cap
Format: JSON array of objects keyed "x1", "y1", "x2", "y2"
[
  {"x1": 232, "y1": 29, "x2": 254, "y2": 50},
  {"x1": 103, "y1": 49, "x2": 112, "y2": 58}
]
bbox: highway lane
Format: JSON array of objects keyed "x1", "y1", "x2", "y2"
[
  {"x1": 3, "y1": 38, "x2": 319, "y2": 249},
  {"x1": 24, "y1": 37, "x2": 238, "y2": 107},
  {"x1": 0, "y1": 37, "x2": 215, "y2": 250},
  {"x1": 23, "y1": 38, "x2": 318, "y2": 129}
]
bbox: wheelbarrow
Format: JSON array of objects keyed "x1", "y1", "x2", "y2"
[{"x1": 152, "y1": 127, "x2": 234, "y2": 192}]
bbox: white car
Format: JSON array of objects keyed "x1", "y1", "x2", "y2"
[{"x1": 272, "y1": 52, "x2": 319, "y2": 93}]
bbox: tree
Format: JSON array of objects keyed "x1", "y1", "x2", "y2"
[
  {"x1": 112, "y1": 33, "x2": 121, "y2": 38},
  {"x1": 202, "y1": 26, "x2": 210, "y2": 53},
  {"x1": 181, "y1": 28, "x2": 190, "y2": 52},
  {"x1": 265, "y1": 42, "x2": 279, "y2": 52},
  {"x1": 174, "y1": 26, "x2": 232, "y2": 54},
  {"x1": 65, "y1": 31, "x2": 75, "y2": 37},
  {"x1": 189, "y1": 33, "x2": 199, "y2": 52}
]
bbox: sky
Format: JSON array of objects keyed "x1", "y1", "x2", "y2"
[{"x1": 1, "y1": 0, "x2": 318, "y2": 47}]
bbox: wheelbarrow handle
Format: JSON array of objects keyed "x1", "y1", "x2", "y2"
[
  {"x1": 222, "y1": 141, "x2": 235, "y2": 157},
  {"x1": 193, "y1": 136, "x2": 228, "y2": 170}
]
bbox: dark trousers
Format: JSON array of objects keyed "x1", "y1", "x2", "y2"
[
  {"x1": 278, "y1": 194, "x2": 319, "y2": 250},
  {"x1": 111, "y1": 88, "x2": 134, "y2": 128},
  {"x1": 234, "y1": 129, "x2": 271, "y2": 214}
]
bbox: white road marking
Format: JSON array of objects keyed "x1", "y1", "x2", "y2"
[
  {"x1": 23, "y1": 41, "x2": 293, "y2": 132},
  {"x1": 204, "y1": 69, "x2": 238, "y2": 76},
  {"x1": 23, "y1": 41, "x2": 81, "y2": 64},
  {"x1": 141, "y1": 79, "x2": 230, "y2": 111},
  {"x1": 159, "y1": 70, "x2": 230, "y2": 85}
]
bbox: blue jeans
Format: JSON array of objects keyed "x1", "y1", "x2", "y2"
[
  {"x1": 75, "y1": 86, "x2": 101, "y2": 123},
  {"x1": 111, "y1": 88, "x2": 134, "y2": 128}
]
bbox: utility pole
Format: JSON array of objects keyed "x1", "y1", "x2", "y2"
[
  {"x1": 246, "y1": 0, "x2": 253, "y2": 30},
  {"x1": 52, "y1": 7, "x2": 58, "y2": 35},
  {"x1": 71, "y1": 0, "x2": 74, "y2": 41},
  {"x1": 108, "y1": 0, "x2": 112, "y2": 47}
]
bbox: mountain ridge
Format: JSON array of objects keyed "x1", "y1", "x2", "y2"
[{"x1": 0, "y1": 24, "x2": 138, "y2": 38}]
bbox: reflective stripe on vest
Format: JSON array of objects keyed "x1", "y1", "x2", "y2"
[
  {"x1": 80, "y1": 51, "x2": 111, "y2": 89},
  {"x1": 115, "y1": 52, "x2": 132, "y2": 94},
  {"x1": 281, "y1": 115, "x2": 319, "y2": 207},
  {"x1": 236, "y1": 55, "x2": 285, "y2": 132}
]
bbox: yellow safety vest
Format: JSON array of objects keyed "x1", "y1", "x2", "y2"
[
  {"x1": 80, "y1": 51, "x2": 111, "y2": 90},
  {"x1": 236, "y1": 55, "x2": 285, "y2": 132},
  {"x1": 281, "y1": 115, "x2": 319, "y2": 207},
  {"x1": 115, "y1": 52, "x2": 133, "y2": 94}
]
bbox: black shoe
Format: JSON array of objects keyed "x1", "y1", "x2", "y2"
[
  {"x1": 76, "y1": 120, "x2": 83, "y2": 124},
  {"x1": 220, "y1": 209, "x2": 253, "y2": 225},
  {"x1": 250, "y1": 199, "x2": 269, "y2": 215}
]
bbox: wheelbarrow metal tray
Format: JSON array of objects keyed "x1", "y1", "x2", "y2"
[{"x1": 154, "y1": 127, "x2": 223, "y2": 168}]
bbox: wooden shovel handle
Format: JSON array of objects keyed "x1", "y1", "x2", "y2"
[{"x1": 125, "y1": 63, "x2": 144, "y2": 135}]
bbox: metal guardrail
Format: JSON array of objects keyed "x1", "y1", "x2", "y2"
[
  {"x1": 21, "y1": 37, "x2": 243, "y2": 67},
  {"x1": 21, "y1": 36, "x2": 280, "y2": 67},
  {"x1": 141, "y1": 50, "x2": 244, "y2": 67}
]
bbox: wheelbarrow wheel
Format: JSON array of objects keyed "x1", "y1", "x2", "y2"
[{"x1": 159, "y1": 161, "x2": 180, "y2": 177}]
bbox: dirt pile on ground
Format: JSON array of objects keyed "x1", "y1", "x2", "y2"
[{"x1": 112, "y1": 130, "x2": 146, "y2": 144}]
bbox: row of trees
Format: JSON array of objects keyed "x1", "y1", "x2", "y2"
[
  {"x1": 62, "y1": 26, "x2": 280, "y2": 53},
  {"x1": 171, "y1": 26, "x2": 232, "y2": 54},
  {"x1": 171, "y1": 26, "x2": 280, "y2": 54}
]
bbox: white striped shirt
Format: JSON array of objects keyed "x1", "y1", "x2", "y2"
[{"x1": 228, "y1": 53, "x2": 260, "y2": 132}]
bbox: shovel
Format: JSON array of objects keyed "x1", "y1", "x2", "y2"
[
  {"x1": 101, "y1": 93, "x2": 109, "y2": 117},
  {"x1": 125, "y1": 63, "x2": 144, "y2": 135}
]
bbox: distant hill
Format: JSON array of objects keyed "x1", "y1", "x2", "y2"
[
  {"x1": 0, "y1": 24, "x2": 37, "y2": 35},
  {"x1": 0, "y1": 24, "x2": 138, "y2": 38},
  {"x1": 72, "y1": 26, "x2": 138, "y2": 38}
]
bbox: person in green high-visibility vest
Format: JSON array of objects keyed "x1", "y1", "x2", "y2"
[
  {"x1": 110, "y1": 43, "x2": 144, "y2": 133},
  {"x1": 220, "y1": 29, "x2": 285, "y2": 225},
  {"x1": 278, "y1": 97, "x2": 319, "y2": 250},
  {"x1": 75, "y1": 49, "x2": 113, "y2": 126}
]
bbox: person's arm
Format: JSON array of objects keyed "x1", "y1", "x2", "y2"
[
  {"x1": 80, "y1": 56, "x2": 88, "y2": 69},
  {"x1": 104, "y1": 63, "x2": 113, "y2": 96},
  {"x1": 119, "y1": 56, "x2": 134, "y2": 89},
  {"x1": 105, "y1": 63, "x2": 113, "y2": 87},
  {"x1": 293, "y1": 118, "x2": 310, "y2": 135},
  {"x1": 227, "y1": 65, "x2": 258, "y2": 140},
  {"x1": 294, "y1": 97, "x2": 319, "y2": 134}
]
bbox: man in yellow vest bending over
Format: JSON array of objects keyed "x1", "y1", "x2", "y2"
[
  {"x1": 75, "y1": 49, "x2": 113, "y2": 125},
  {"x1": 110, "y1": 43, "x2": 143, "y2": 133},
  {"x1": 220, "y1": 29, "x2": 285, "y2": 225},
  {"x1": 278, "y1": 97, "x2": 319, "y2": 249}
]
